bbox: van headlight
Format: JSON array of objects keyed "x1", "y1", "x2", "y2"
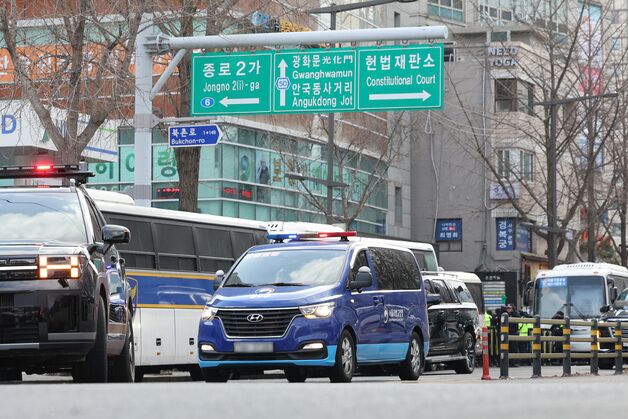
[
  {"x1": 300, "y1": 302, "x2": 335, "y2": 319},
  {"x1": 201, "y1": 306, "x2": 219, "y2": 321}
]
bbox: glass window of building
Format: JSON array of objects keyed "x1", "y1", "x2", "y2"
[
  {"x1": 497, "y1": 149, "x2": 511, "y2": 179},
  {"x1": 428, "y1": 0, "x2": 464, "y2": 21},
  {"x1": 520, "y1": 150, "x2": 534, "y2": 182}
]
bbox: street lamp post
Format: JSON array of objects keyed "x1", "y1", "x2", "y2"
[
  {"x1": 533, "y1": 92, "x2": 618, "y2": 268},
  {"x1": 307, "y1": 0, "x2": 418, "y2": 224}
]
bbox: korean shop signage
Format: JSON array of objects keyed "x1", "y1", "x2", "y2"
[
  {"x1": 435, "y1": 219, "x2": 462, "y2": 241},
  {"x1": 191, "y1": 44, "x2": 444, "y2": 116}
]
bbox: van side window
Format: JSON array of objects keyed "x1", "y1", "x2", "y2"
[
  {"x1": 431, "y1": 279, "x2": 456, "y2": 303},
  {"x1": 368, "y1": 248, "x2": 395, "y2": 290},
  {"x1": 351, "y1": 250, "x2": 369, "y2": 280},
  {"x1": 369, "y1": 247, "x2": 419, "y2": 290}
]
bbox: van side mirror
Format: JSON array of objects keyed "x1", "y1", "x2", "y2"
[
  {"x1": 213, "y1": 270, "x2": 225, "y2": 291},
  {"x1": 426, "y1": 293, "x2": 442, "y2": 306},
  {"x1": 349, "y1": 266, "x2": 372, "y2": 291},
  {"x1": 102, "y1": 224, "x2": 130, "y2": 245}
]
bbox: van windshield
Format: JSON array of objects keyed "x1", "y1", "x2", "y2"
[
  {"x1": 223, "y1": 249, "x2": 346, "y2": 287},
  {"x1": 536, "y1": 276, "x2": 606, "y2": 319}
]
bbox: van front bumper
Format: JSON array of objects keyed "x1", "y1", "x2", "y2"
[{"x1": 198, "y1": 314, "x2": 342, "y2": 368}]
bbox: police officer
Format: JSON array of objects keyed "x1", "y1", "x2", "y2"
[{"x1": 517, "y1": 310, "x2": 532, "y2": 365}]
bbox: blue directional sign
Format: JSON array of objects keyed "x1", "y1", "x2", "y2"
[{"x1": 168, "y1": 124, "x2": 223, "y2": 148}]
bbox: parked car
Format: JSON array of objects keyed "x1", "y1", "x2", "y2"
[{"x1": 423, "y1": 274, "x2": 480, "y2": 374}]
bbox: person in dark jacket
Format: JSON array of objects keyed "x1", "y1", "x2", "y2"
[{"x1": 505, "y1": 304, "x2": 520, "y2": 366}]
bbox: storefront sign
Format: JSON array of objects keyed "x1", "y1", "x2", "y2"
[
  {"x1": 435, "y1": 219, "x2": 462, "y2": 241},
  {"x1": 488, "y1": 46, "x2": 518, "y2": 67},
  {"x1": 496, "y1": 218, "x2": 515, "y2": 251}
]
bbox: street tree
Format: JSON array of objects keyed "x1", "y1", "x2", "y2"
[
  {"x1": 268, "y1": 111, "x2": 412, "y2": 230},
  {"x1": 151, "y1": 1, "x2": 312, "y2": 212},
  {"x1": 437, "y1": 0, "x2": 626, "y2": 264},
  {"x1": 0, "y1": 0, "x2": 144, "y2": 164}
]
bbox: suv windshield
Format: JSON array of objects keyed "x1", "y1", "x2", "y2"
[
  {"x1": 0, "y1": 191, "x2": 87, "y2": 244},
  {"x1": 223, "y1": 249, "x2": 346, "y2": 287},
  {"x1": 536, "y1": 276, "x2": 606, "y2": 319}
]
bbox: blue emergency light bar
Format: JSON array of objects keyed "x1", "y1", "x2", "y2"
[{"x1": 267, "y1": 231, "x2": 357, "y2": 242}]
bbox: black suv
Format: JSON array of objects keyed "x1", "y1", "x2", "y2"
[
  {"x1": 424, "y1": 275, "x2": 479, "y2": 374},
  {"x1": 0, "y1": 165, "x2": 133, "y2": 382}
]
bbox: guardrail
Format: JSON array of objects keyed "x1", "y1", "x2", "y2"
[{"x1": 498, "y1": 313, "x2": 627, "y2": 379}]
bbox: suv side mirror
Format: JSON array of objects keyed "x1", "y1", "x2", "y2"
[
  {"x1": 213, "y1": 270, "x2": 225, "y2": 291},
  {"x1": 426, "y1": 293, "x2": 442, "y2": 306},
  {"x1": 349, "y1": 266, "x2": 372, "y2": 291},
  {"x1": 102, "y1": 224, "x2": 130, "y2": 245}
]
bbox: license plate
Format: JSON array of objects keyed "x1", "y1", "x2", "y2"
[{"x1": 234, "y1": 342, "x2": 274, "y2": 353}]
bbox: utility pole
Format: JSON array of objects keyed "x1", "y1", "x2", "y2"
[{"x1": 534, "y1": 92, "x2": 617, "y2": 268}]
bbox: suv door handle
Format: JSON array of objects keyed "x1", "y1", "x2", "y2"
[{"x1": 373, "y1": 296, "x2": 384, "y2": 306}]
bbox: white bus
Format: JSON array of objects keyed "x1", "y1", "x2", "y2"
[
  {"x1": 526, "y1": 262, "x2": 628, "y2": 353},
  {"x1": 90, "y1": 192, "x2": 267, "y2": 380}
]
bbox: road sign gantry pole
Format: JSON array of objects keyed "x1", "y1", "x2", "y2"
[{"x1": 133, "y1": 22, "x2": 448, "y2": 207}]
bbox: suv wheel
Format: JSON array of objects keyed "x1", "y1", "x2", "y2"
[
  {"x1": 109, "y1": 316, "x2": 135, "y2": 382},
  {"x1": 202, "y1": 367, "x2": 230, "y2": 382},
  {"x1": 399, "y1": 332, "x2": 423, "y2": 381},
  {"x1": 73, "y1": 296, "x2": 108, "y2": 383},
  {"x1": 454, "y1": 332, "x2": 476, "y2": 374},
  {"x1": 284, "y1": 367, "x2": 308, "y2": 382},
  {"x1": 329, "y1": 330, "x2": 355, "y2": 383}
]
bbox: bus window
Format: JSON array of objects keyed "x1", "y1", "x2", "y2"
[
  {"x1": 106, "y1": 215, "x2": 156, "y2": 269},
  {"x1": 196, "y1": 227, "x2": 233, "y2": 259},
  {"x1": 155, "y1": 223, "x2": 197, "y2": 272},
  {"x1": 232, "y1": 231, "x2": 255, "y2": 258}
]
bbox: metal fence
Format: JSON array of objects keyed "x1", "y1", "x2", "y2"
[{"x1": 497, "y1": 313, "x2": 627, "y2": 378}]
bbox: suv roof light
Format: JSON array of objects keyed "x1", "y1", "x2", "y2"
[
  {"x1": 267, "y1": 231, "x2": 357, "y2": 242},
  {"x1": 0, "y1": 164, "x2": 94, "y2": 184}
]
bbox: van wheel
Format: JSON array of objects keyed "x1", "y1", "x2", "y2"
[
  {"x1": 189, "y1": 366, "x2": 204, "y2": 381},
  {"x1": 202, "y1": 367, "x2": 230, "y2": 382},
  {"x1": 73, "y1": 296, "x2": 107, "y2": 383},
  {"x1": 454, "y1": 332, "x2": 476, "y2": 374},
  {"x1": 109, "y1": 318, "x2": 135, "y2": 382},
  {"x1": 399, "y1": 332, "x2": 423, "y2": 381},
  {"x1": 284, "y1": 367, "x2": 308, "y2": 382},
  {"x1": 329, "y1": 330, "x2": 355, "y2": 383}
]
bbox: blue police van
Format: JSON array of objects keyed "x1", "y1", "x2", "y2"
[{"x1": 198, "y1": 231, "x2": 429, "y2": 382}]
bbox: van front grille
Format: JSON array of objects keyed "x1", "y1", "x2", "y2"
[{"x1": 217, "y1": 308, "x2": 301, "y2": 338}]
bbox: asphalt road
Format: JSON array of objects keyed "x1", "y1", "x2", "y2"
[{"x1": 2, "y1": 366, "x2": 626, "y2": 419}]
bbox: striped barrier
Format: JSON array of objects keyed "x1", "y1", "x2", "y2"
[{"x1": 497, "y1": 313, "x2": 628, "y2": 379}]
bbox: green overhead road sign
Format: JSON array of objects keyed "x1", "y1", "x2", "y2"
[
  {"x1": 191, "y1": 44, "x2": 444, "y2": 116},
  {"x1": 273, "y1": 49, "x2": 357, "y2": 113},
  {"x1": 358, "y1": 45, "x2": 443, "y2": 110},
  {"x1": 191, "y1": 52, "x2": 273, "y2": 115}
]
